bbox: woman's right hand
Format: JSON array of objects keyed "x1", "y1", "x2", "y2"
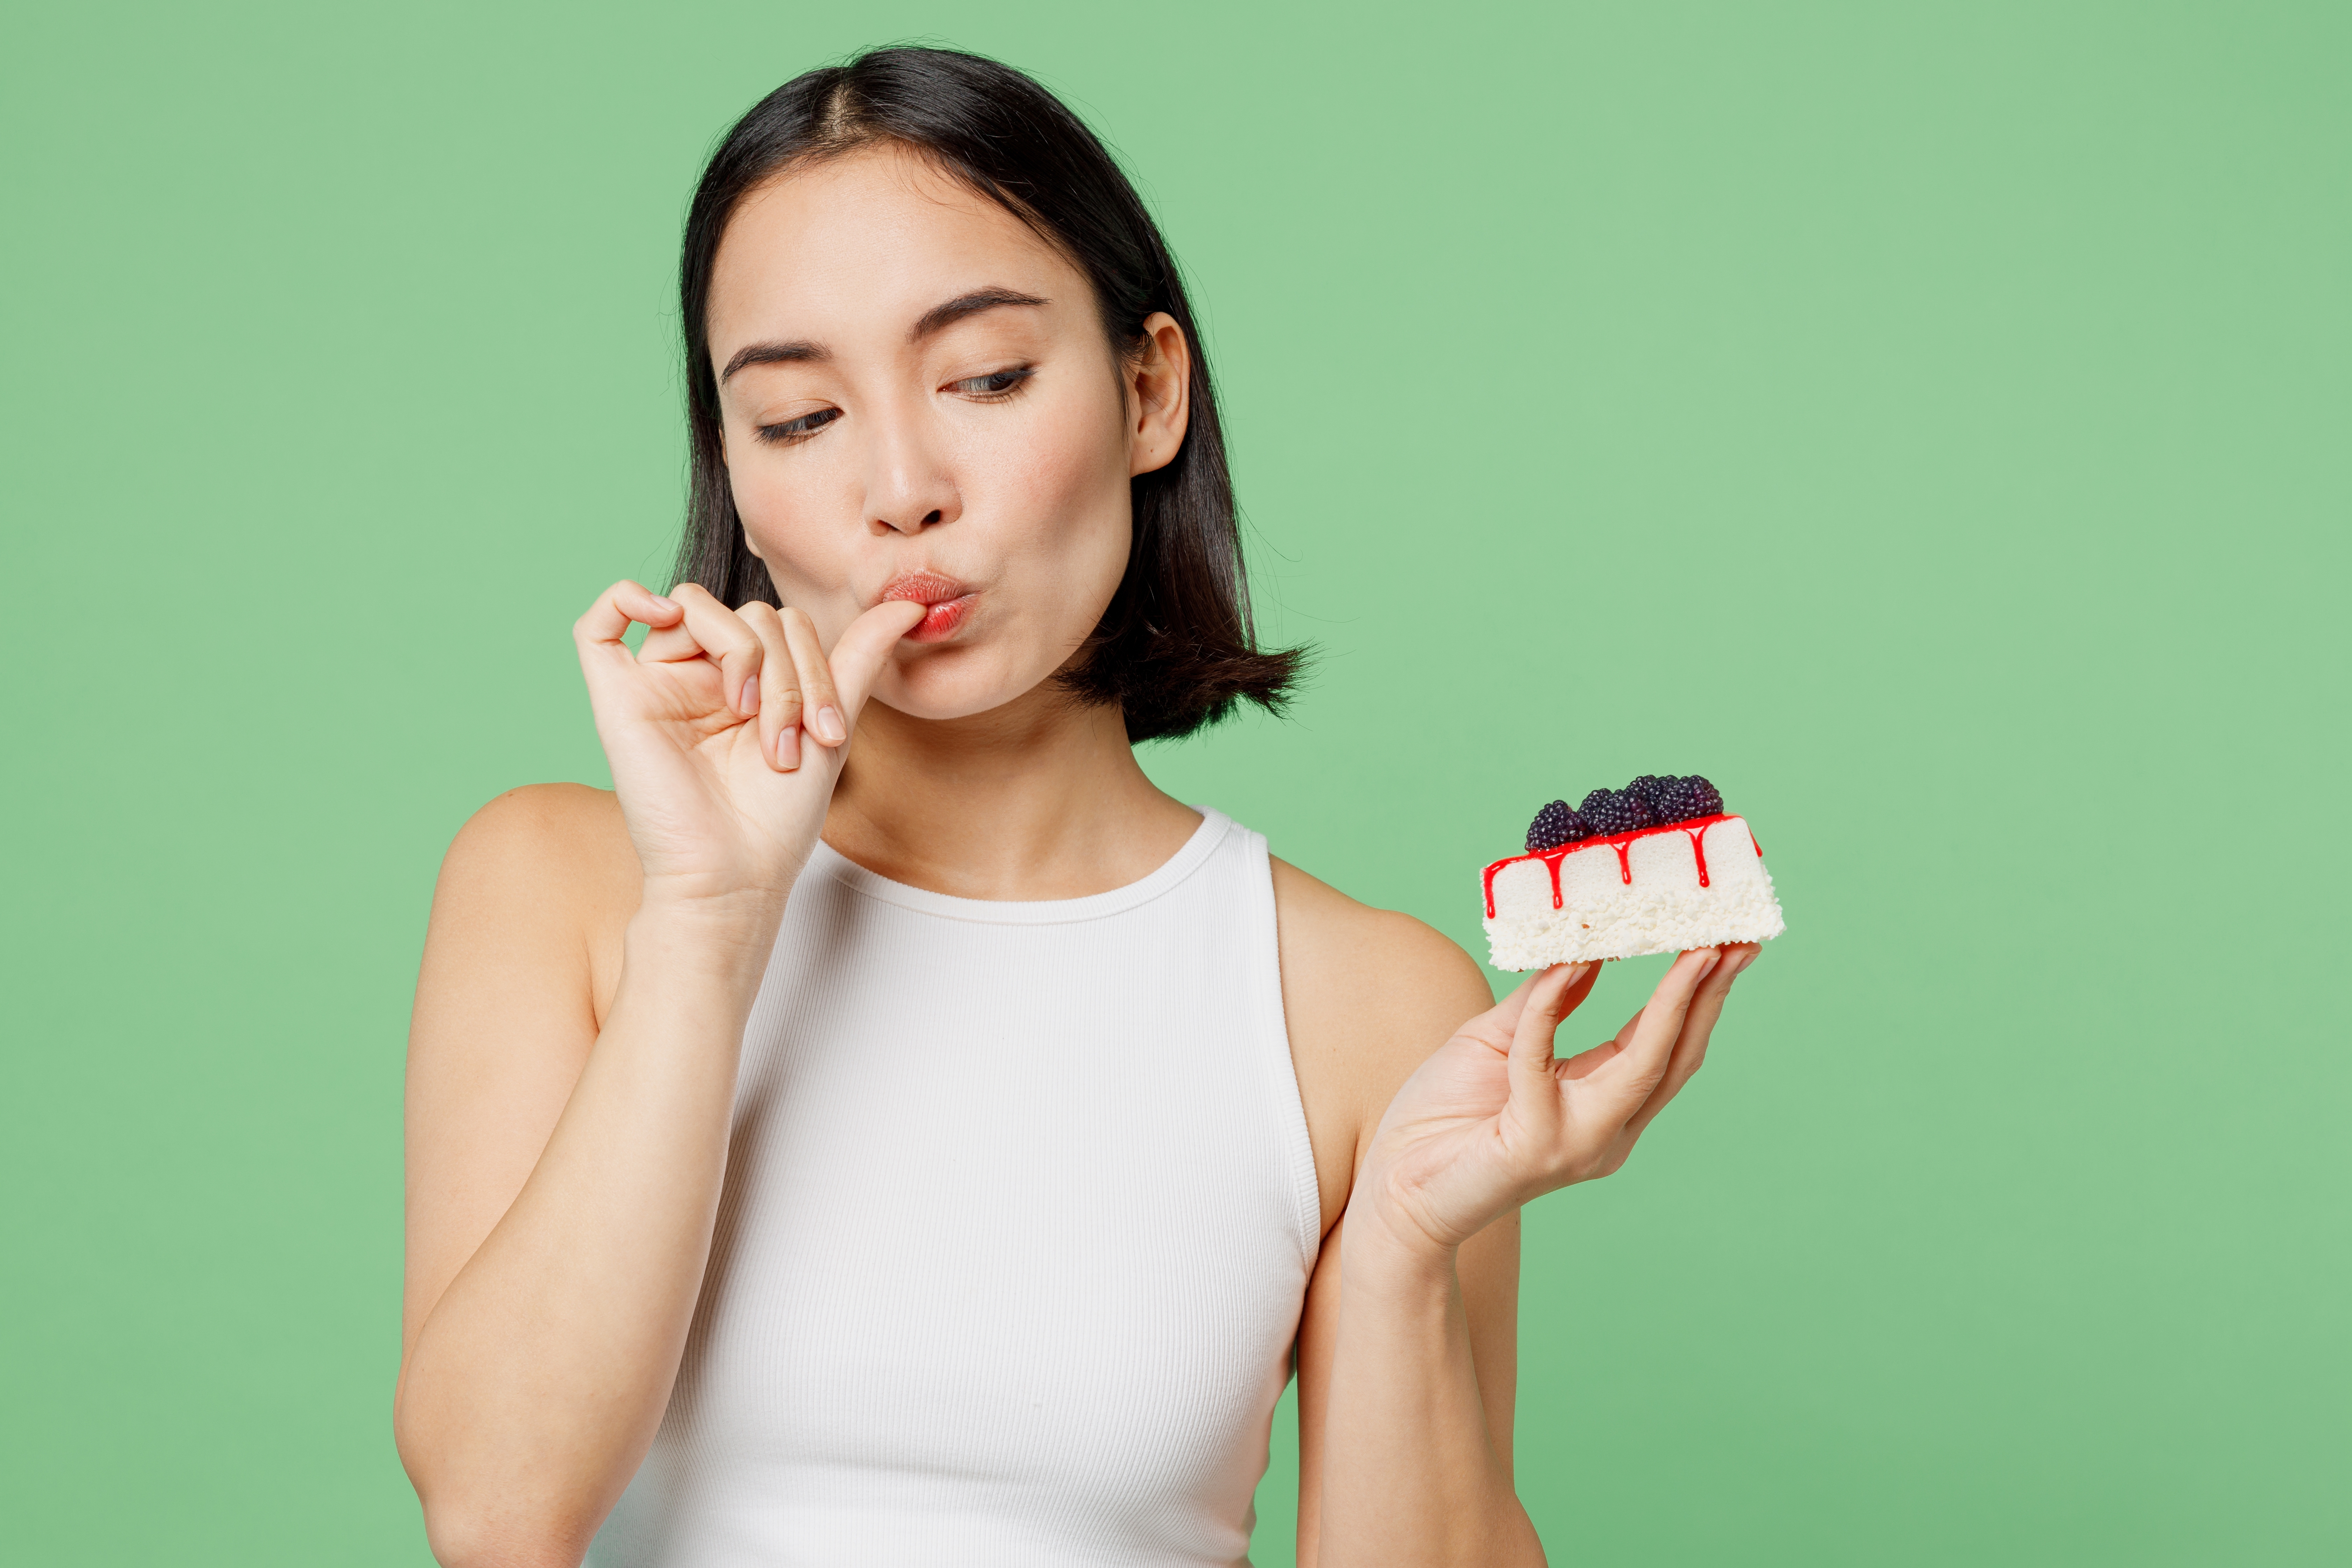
[{"x1": 573, "y1": 580, "x2": 925, "y2": 918}]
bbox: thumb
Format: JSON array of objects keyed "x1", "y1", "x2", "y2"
[
  {"x1": 826, "y1": 600, "x2": 927, "y2": 724},
  {"x1": 1506, "y1": 962, "x2": 1592, "y2": 1127},
  {"x1": 1482, "y1": 959, "x2": 1598, "y2": 1039}
]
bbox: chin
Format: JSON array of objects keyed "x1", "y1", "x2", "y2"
[{"x1": 878, "y1": 642, "x2": 1063, "y2": 723}]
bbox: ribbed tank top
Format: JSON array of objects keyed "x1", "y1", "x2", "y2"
[{"x1": 589, "y1": 808, "x2": 1322, "y2": 1567}]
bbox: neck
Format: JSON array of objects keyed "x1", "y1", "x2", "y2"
[{"x1": 822, "y1": 683, "x2": 1201, "y2": 901}]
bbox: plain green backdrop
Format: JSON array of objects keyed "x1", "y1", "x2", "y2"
[{"x1": 2, "y1": 1, "x2": 2344, "y2": 1562}]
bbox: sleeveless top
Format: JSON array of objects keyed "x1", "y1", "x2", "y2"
[{"x1": 589, "y1": 808, "x2": 1323, "y2": 1567}]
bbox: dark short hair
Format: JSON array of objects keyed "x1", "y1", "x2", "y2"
[{"x1": 673, "y1": 45, "x2": 1302, "y2": 743}]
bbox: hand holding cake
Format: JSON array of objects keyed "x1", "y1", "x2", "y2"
[
  {"x1": 1337, "y1": 773, "x2": 1777, "y2": 1269},
  {"x1": 1348, "y1": 944, "x2": 1759, "y2": 1267}
]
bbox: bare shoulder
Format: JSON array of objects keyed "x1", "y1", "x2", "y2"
[
  {"x1": 426, "y1": 783, "x2": 639, "y2": 1018},
  {"x1": 1270, "y1": 857, "x2": 1494, "y2": 1217},
  {"x1": 1269, "y1": 856, "x2": 1490, "y2": 1016},
  {"x1": 442, "y1": 782, "x2": 633, "y2": 891}
]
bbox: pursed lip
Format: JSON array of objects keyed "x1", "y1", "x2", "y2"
[{"x1": 878, "y1": 570, "x2": 978, "y2": 642}]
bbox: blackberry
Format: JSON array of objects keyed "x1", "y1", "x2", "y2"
[
  {"x1": 1526, "y1": 800, "x2": 1597, "y2": 850},
  {"x1": 1653, "y1": 774, "x2": 1724, "y2": 824},
  {"x1": 1582, "y1": 787, "x2": 1652, "y2": 836},
  {"x1": 1625, "y1": 774, "x2": 1671, "y2": 814}
]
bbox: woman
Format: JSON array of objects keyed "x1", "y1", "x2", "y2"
[{"x1": 396, "y1": 46, "x2": 1755, "y2": 1568}]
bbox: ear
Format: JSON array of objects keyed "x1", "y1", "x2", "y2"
[{"x1": 1126, "y1": 311, "x2": 1191, "y2": 478}]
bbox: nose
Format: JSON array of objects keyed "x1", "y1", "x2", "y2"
[{"x1": 862, "y1": 397, "x2": 960, "y2": 537}]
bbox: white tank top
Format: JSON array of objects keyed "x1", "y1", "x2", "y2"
[{"x1": 589, "y1": 808, "x2": 1322, "y2": 1567}]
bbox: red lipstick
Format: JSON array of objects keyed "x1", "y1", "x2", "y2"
[{"x1": 880, "y1": 570, "x2": 977, "y2": 642}]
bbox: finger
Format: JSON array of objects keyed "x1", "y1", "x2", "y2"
[
  {"x1": 779, "y1": 609, "x2": 846, "y2": 746},
  {"x1": 1507, "y1": 965, "x2": 1583, "y2": 1070},
  {"x1": 637, "y1": 622, "x2": 705, "y2": 663},
  {"x1": 1505, "y1": 962, "x2": 1596, "y2": 1135},
  {"x1": 1557, "y1": 959, "x2": 1603, "y2": 1018},
  {"x1": 821, "y1": 599, "x2": 929, "y2": 735},
  {"x1": 1622, "y1": 944, "x2": 1758, "y2": 1136},
  {"x1": 1558, "y1": 1001, "x2": 1647, "y2": 1081},
  {"x1": 1671, "y1": 943, "x2": 1757, "y2": 1066},
  {"x1": 1558, "y1": 1037, "x2": 1622, "y2": 1081},
  {"x1": 1472, "y1": 957, "x2": 1600, "y2": 1048},
  {"x1": 662, "y1": 583, "x2": 764, "y2": 719},
  {"x1": 573, "y1": 583, "x2": 683, "y2": 710},
  {"x1": 573, "y1": 580, "x2": 681, "y2": 656},
  {"x1": 1600, "y1": 948, "x2": 1721, "y2": 1098},
  {"x1": 1478, "y1": 970, "x2": 1544, "y2": 1043},
  {"x1": 739, "y1": 602, "x2": 804, "y2": 771}
]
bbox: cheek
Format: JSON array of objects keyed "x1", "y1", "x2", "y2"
[
  {"x1": 979, "y1": 384, "x2": 1134, "y2": 603},
  {"x1": 728, "y1": 447, "x2": 868, "y2": 631}
]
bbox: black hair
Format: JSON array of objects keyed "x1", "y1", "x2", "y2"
[{"x1": 673, "y1": 45, "x2": 1301, "y2": 743}]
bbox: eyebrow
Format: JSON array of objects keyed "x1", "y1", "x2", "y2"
[
  {"x1": 719, "y1": 287, "x2": 1049, "y2": 385},
  {"x1": 908, "y1": 287, "x2": 1048, "y2": 343},
  {"x1": 720, "y1": 339, "x2": 827, "y2": 382}
]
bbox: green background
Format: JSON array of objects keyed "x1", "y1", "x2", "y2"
[{"x1": 4, "y1": 1, "x2": 2344, "y2": 1562}]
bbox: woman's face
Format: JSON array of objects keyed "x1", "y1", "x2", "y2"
[{"x1": 704, "y1": 143, "x2": 1188, "y2": 723}]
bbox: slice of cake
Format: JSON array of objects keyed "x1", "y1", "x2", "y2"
[{"x1": 1482, "y1": 774, "x2": 1786, "y2": 969}]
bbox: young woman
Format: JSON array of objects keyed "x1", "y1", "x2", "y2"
[{"x1": 395, "y1": 46, "x2": 1756, "y2": 1568}]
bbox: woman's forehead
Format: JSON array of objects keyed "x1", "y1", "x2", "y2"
[{"x1": 708, "y1": 145, "x2": 1081, "y2": 348}]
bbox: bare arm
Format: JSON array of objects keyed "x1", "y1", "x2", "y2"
[
  {"x1": 1275, "y1": 887, "x2": 1532, "y2": 1566},
  {"x1": 394, "y1": 583, "x2": 922, "y2": 1566},
  {"x1": 1296, "y1": 1208, "x2": 1524, "y2": 1565},
  {"x1": 1310, "y1": 1208, "x2": 1544, "y2": 1566},
  {"x1": 396, "y1": 794, "x2": 767, "y2": 1566}
]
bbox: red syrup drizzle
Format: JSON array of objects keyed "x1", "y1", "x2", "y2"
[{"x1": 1482, "y1": 814, "x2": 1745, "y2": 919}]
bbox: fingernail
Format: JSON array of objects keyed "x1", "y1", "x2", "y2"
[
  {"x1": 774, "y1": 724, "x2": 800, "y2": 770},
  {"x1": 739, "y1": 676, "x2": 760, "y2": 715},
  {"x1": 650, "y1": 595, "x2": 679, "y2": 613},
  {"x1": 813, "y1": 706, "x2": 846, "y2": 744}
]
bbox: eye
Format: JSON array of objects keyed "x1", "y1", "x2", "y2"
[
  {"x1": 950, "y1": 366, "x2": 1033, "y2": 399},
  {"x1": 753, "y1": 406, "x2": 841, "y2": 446}
]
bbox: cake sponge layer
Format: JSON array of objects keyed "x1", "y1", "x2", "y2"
[{"x1": 1483, "y1": 815, "x2": 1786, "y2": 969}]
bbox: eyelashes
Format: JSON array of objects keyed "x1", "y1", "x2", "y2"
[
  {"x1": 751, "y1": 365, "x2": 1036, "y2": 447},
  {"x1": 752, "y1": 407, "x2": 842, "y2": 446},
  {"x1": 950, "y1": 366, "x2": 1033, "y2": 399}
]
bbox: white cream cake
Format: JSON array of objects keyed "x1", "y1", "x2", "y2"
[{"x1": 1482, "y1": 809, "x2": 1786, "y2": 970}]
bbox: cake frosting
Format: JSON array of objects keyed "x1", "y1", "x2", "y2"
[{"x1": 1482, "y1": 780, "x2": 1786, "y2": 968}]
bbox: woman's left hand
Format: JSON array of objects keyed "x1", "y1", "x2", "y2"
[{"x1": 1351, "y1": 944, "x2": 1760, "y2": 1265}]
